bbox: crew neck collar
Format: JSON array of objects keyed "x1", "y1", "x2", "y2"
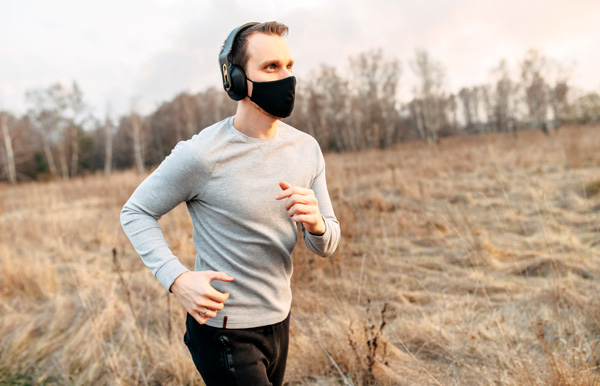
[{"x1": 228, "y1": 116, "x2": 280, "y2": 142}]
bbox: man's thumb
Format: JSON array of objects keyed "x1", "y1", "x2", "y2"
[{"x1": 279, "y1": 180, "x2": 292, "y2": 190}]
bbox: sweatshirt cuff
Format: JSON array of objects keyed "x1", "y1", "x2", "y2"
[
  {"x1": 155, "y1": 258, "x2": 190, "y2": 292},
  {"x1": 304, "y1": 221, "x2": 331, "y2": 246}
]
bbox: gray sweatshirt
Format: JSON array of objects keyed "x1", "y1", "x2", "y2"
[{"x1": 120, "y1": 117, "x2": 340, "y2": 328}]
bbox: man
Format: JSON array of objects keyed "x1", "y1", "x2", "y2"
[{"x1": 120, "y1": 21, "x2": 340, "y2": 385}]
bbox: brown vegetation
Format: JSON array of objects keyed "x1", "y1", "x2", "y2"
[
  {"x1": 3, "y1": 49, "x2": 600, "y2": 185},
  {"x1": 1, "y1": 125, "x2": 599, "y2": 385}
]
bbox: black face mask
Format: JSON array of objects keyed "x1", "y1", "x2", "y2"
[{"x1": 247, "y1": 76, "x2": 296, "y2": 118}]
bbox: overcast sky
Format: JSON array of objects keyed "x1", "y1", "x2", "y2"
[{"x1": 1, "y1": 0, "x2": 599, "y2": 118}]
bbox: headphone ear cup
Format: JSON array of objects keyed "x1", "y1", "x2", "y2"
[{"x1": 227, "y1": 65, "x2": 248, "y2": 101}]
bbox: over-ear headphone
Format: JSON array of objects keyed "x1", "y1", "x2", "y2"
[{"x1": 219, "y1": 22, "x2": 259, "y2": 101}]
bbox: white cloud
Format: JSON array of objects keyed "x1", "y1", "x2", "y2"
[{"x1": 1, "y1": 0, "x2": 599, "y2": 117}]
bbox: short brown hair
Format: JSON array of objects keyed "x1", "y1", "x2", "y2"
[{"x1": 223, "y1": 21, "x2": 289, "y2": 72}]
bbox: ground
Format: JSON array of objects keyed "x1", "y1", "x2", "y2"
[{"x1": 1, "y1": 125, "x2": 599, "y2": 385}]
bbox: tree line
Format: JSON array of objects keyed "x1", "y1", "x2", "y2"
[{"x1": 1, "y1": 48, "x2": 599, "y2": 184}]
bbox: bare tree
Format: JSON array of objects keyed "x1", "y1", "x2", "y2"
[
  {"x1": 125, "y1": 103, "x2": 148, "y2": 173},
  {"x1": 549, "y1": 81, "x2": 569, "y2": 130},
  {"x1": 490, "y1": 59, "x2": 518, "y2": 133},
  {"x1": 545, "y1": 59, "x2": 572, "y2": 130},
  {"x1": 25, "y1": 84, "x2": 68, "y2": 178},
  {"x1": 288, "y1": 75, "x2": 327, "y2": 148},
  {"x1": 480, "y1": 85, "x2": 494, "y2": 132},
  {"x1": 197, "y1": 87, "x2": 237, "y2": 127},
  {"x1": 408, "y1": 98, "x2": 426, "y2": 140},
  {"x1": 448, "y1": 93, "x2": 459, "y2": 134},
  {"x1": 132, "y1": 113, "x2": 145, "y2": 173},
  {"x1": 411, "y1": 49, "x2": 446, "y2": 143},
  {"x1": 24, "y1": 83, "x2": 90, "y2": 179},
  {"x1": 64, "y1": 82, "x2": 89, "y2": 177},
  {"x1": 291, "y1": 51, "x2": 402, "y2": 152},
  {"x1": 0, "y1": 112, "x2": 17, "y2": 184},
  {"x1": 348, "y1": 49, "x2": 401, "y2": 149},
  {"x1": 521, "y1": 49, "x2": 549, "y2": 132},
  {"x1": 571, "y1": 92, "x2": 600, "y2": 123},
  {"x1": 470, "y1": 87, "x2": 482, "y2": 133},
  {"x1": 173, "y1": 92, "x2": 198, "y2": 141},
  {"x1": 147, "y1": 101, "x2": 178, "y2": 163},
  {"x1": 104, "y1": 106, "x2": 114, "y2": 175},
  {"x1": 458, "y1": 87, "x2": 475, "y2": 132},
  {"x1": 308, "y1": 64, "x2": 351, "y2": 150}
]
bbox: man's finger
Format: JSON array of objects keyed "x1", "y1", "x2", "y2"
[
  {"x1": 291, "y1": 214, "x2": 310, "y2": 223},
  {"x1": 276, "y1": 181, "x2": 293, "y2": 200},
  {"x1": 276, "y1": 182, "x2": 314, "y2": 200},
  {"x1": 284, "y1": 195, "x2": 317, "y2": 211},
  {"x1": 279, "y1": 180, "x2": 292, "y2": 190},
  {"x1": 288, "y1": 203, "x2": 315, "y2": 217},
  {"x1": 192, "y1": 311, "x2": 209, "y2": 325},
  {"x1": 201, "y1": 299, "x2": 226, "y2": 311},
  {"x1": 207, "y1": 271, "x2": 234, "y2": 283},
  {"x1": 195, "y1": 306, "x2": 217, "y2": 318},
  {"x1": 206, "y1": 288, "x2": 230, "y2": 304}
]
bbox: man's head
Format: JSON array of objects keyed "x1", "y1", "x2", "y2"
[
  {"x1": 227, "y1": 22, "x2": 289, "y2": 73},
  {"x1": 220, "y1": 22, "x2": 296, "y2": 118}
]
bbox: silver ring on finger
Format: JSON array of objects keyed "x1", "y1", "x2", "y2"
[{"x1": 200, "y1": 309, "x2": 207, "y2": 317}]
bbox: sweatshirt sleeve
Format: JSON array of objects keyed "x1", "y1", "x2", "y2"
[
  {"x1": 302, "y1": 152, "x2": 341, "y2": 257},
  {"x1": 120, "y1": 140, "x2": 201, "y2": 291}
]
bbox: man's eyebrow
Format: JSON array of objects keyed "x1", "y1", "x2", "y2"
[{"x1": 259, "y1": 59, "x2": 295, "y2": 67}]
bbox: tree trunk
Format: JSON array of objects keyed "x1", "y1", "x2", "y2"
[
  {"x1": 104, "y1": 118, "x2": 113, "y2": 176},
  {"x1": 1, "y1": 114, "x2": 17, "y2": 184},
  {"x1": 42, "y1": 136, "x2": 58, "y2": 177},
  {"x1": 58, "y1": 141, "x2": 69, "y2": 179},
  {"x1": 132, "y1": 115, "x2": 144, "y2": 173},
  {"x1": 182, "y1": 96, "x2": 196, "y2": 139},
  {"x1": 410, "y1": 101, "x2": 425, "y2": 140},
  {"x1": 70, "y1": 126, "x2": 79, "y2": 177},
  {"x1": 423, "y1": 98, "x2": 437, "y2": 143},
  {"x1": 551, "y1": 97, "x2": 560, "y2": 130}
]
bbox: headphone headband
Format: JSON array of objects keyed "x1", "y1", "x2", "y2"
[{"x1": 219, "y1": 22, "x2": 259, "y2": 100}]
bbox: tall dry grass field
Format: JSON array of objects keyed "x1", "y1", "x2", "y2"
[{"x1": 1, "y1": 126, "x2": 599, "y2": 385}]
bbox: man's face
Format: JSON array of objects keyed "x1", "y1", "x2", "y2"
[{"x1": 244, "y1": 32, "x2": 294, "y2": 97}]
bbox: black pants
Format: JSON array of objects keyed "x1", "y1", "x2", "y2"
[{"x1": 184, "y1": 313, "x2": 290, "y2": 386}]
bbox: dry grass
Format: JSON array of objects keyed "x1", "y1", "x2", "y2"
[{"x1": 1, "y1": 125, "x2": 599, "y2": 385}]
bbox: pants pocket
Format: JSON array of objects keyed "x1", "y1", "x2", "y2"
[
  {"x1": 183, "y1": 313, "x2": 192, "y2": 346},
  {"x1": 217, "y1": 334, "x2": 236, "y2": 385},
  {"x1": 183, "y1": 329, "x2": 190, "y2": 346}
]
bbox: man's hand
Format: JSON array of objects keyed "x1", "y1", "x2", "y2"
[
  {"x1": 276, "y1": 180, "x2": 326, "y2": 235},
  {"x1": 170, "y1": 270, "x2": 234, "y2": 324}
]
